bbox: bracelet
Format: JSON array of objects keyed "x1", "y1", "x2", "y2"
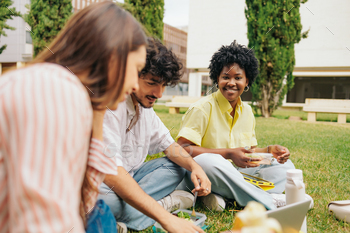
[{"x1": 267, "y1": 145, "x2": 272, "y2": 153}]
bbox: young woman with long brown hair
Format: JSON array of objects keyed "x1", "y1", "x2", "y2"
[{"x1": 0, "y1": 2, "x2": 146, "y2": 232}]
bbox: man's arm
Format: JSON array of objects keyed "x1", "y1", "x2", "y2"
[
  {"x1": 104, "y1": 168, "x2": 204, "y2": 233},
  {"x1": 177, "y1": 137, "x2": 261, "y2": 168},
  {"x1": 163, "y1": 142, "x2": 211, "y2": 196}
]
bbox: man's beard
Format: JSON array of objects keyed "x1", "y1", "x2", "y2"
[{"x1": 131, "y1": 93, "x2": 156, "y2": 109}]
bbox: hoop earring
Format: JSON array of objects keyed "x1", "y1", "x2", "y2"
[{"x1": 244, "y1": 86, "x2": 249, "y2": 92}]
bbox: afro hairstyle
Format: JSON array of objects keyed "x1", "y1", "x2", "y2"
[
  {"x1": 140, "y1": 37, "x2": 183, "y2": 87},
  {"x1": 208, "y1": 40, "x2": 259, "y2": 87}
]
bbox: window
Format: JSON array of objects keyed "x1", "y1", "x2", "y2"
[{"x1": 26, "y1": 31, "x2": 32, "y2": 44}]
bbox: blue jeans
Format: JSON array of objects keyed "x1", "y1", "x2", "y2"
[
  {"x1": 98, "y1": 157, "x2": 186, "y2": 230},
  {"x1": 86, "y1": 199, "x2": 117, "y2": 233}
]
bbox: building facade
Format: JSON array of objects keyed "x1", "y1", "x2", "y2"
[
  {"x1": 0, "y1": 0, "x2": 32, "y2": 74},
  {"x1": 0, "y1": 0, "x2": 104, "y2": 74},
  {"x1": 186, "y1": 0, "x2": 350, "y2": 104},
  {"x1": 162, "y1": 23, "x2": 189, "y2": 97},
  {"x1": 162, "y1": 23, "x2": 213, "y2": 98},
  {"x1": 72, "y1": 0, "x2": 104, "y2": 13}
]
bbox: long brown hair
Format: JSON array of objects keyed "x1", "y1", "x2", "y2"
[
  {"x1": 34, "y1": 1, "x2": 147, "y2": 109},
  {"x1": 33, "y1": 1, "x2": 147, "y2": 226}
]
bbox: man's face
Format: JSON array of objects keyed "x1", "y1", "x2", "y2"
[{"x1": 132, "y1": 73, "x2": 166, "y2": 108}]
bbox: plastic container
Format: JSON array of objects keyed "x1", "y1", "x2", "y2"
[
  {"x1": 153, "y1": 209, "x2": 207, "y2": 232},
  {"x1": 285, "y1": 169, "x2": 307, "y2": 233},
  {"x1": 246, "y1": 153, "x2": 274, "y2": 165}
]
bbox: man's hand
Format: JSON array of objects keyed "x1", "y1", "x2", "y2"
[
  {"x1": 105, "y1": 168, "x2": 204, "y2": 233},
  {"x1": 270, "y1": 145, "x2": 290, "y2": 164},
  {"x1": 165, "y1": 143, "x2": 212, "y2": 196},
  {"x1": 160, "y1": 214, "x2": 204, "y2": 233},
  {"x1": 227, "y1": 147, "x2": 261, "y2": 168},
  {"x1": 190, "y1": 165, "x2": 211, "y2": 196}
]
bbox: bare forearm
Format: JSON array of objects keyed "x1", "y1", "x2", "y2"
[
  {"x1": 164, "y1": 142, "x2": 206, "y2": 171},
  {"x1": 252, "y1": 146, "x2": 269, "y2": 153},
  {"x1": 177, "y1": 137, "x2": 260, "y2": 168},
  {"x1": 177, "y1": 139, "x2": 229, "y2": 159},
  {"x1": 104, "y1": 167, "x2": 171, "y2": 224}
]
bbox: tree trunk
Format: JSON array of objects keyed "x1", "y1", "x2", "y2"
[{"x1": 261, "y1": 85, "x2": 270, "y2": 118}]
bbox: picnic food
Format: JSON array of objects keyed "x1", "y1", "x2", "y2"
[
  {"x1": 232, "y1": 201, "x2": 282, "y2": 233},
  {"x1": 176, "y1": 211, "x2": 195, "y2": 222},
  {"x1": 246, "y1": 153, "x2": 274, "y2": 165}
]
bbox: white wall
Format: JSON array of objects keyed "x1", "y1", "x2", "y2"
[
  {"x1": 187, "y1": 0, "x2": 248, "y2": 69},
  {"x1": 294, "y1": 0, "x2": 350, "y2": 67},
  {"x1": 187, "y1": 0, "x2": 350, "y2": 70},
  {"x1": 0, "y1": 0, "x2": 32, "y2": 63}
]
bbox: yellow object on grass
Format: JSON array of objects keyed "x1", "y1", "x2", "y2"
[
  {"x1": 240, "y1": 172, "x2": 275, "y2": 191},
  {"x1": 232, "y1": 201, "x2": 282, "y2": 233}
]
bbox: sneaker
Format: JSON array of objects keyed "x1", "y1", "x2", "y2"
[
  {"x1": 117, "y1": 222, "x2": 127, "y2": 233},
  {"x1": 270, "y1": 193, "x2": 314, "y2": 209},
  {"x1": 158, "y1": 190, "x2": 194, "y2": 212},
  {"x1": 202, "y1": 193, "x2": 226, "y2": 212}
]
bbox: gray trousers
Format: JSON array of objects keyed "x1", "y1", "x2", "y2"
[{"x1": 178, "y1": 153, "x2": 295, "y2": 210}]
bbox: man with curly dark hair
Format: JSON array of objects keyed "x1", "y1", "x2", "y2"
[
  {"x1": 176, "y1": 40, "x2": 312, "y2": 212},
  {"x1": 98, "y1": 37, "x2": 211, "y2": 233}
]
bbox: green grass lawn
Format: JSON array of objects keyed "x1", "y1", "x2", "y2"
[{"x1": 133, "y1": 105, "x2": 350, "y2": 233}]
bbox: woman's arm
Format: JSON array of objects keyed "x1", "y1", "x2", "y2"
[
  {"x1": 177, "y1": 137, "x2": 261, "y2": 168},
  {"x1": 252, "y1": 145, "x2": 290, "y2": 164}
]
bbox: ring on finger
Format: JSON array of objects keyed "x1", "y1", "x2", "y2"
[{"x1": 206, "y1": 188, "x2": 209, "y2": 191}]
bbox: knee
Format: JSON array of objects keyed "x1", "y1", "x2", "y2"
[
  {"x1": 176, "y1": 167, "x2": 186, "y2": 179},
  {"x1": 162, "y1": 159, "x2": 186, "y2": 179},
  {"x1": 277, "y1": 159, "x2": 295, "y2": 171},
  {"x1": 285, "y1": 160, "x2": 295, "y2": 169}
]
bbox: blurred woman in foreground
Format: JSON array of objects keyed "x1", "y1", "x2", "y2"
[{"x1": 0, "y1": 2, "x2": 146, "y2": 232}]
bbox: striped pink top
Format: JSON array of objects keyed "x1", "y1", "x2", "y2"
[{"x1": 0, "y1": 63, "x2": 118, "y2": 233}]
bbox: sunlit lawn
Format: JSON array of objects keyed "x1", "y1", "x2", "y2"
[{"x1": 133, "y1": 105, "x2": 350, "y2": 232}]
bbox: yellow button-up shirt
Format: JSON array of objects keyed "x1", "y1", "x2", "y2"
[{"x1": 176, "y1": 90, "x2": 258, "y2": 149}]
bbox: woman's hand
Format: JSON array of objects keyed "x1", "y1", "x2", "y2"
[
  {"x1": 227, "y1": 147, "x2": 261, "y2": 168},
  {"x1": 270, "y1": 145, "x2": 290, "y2": 164},
  {"x1": 92, "y1": 109, "x2": 107, "y2": 141}
]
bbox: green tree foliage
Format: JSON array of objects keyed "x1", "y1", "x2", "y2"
[
  {"x1": 25, "y1": 0, "x2": 72, "y2": 57},
  {"x1": 122, "y1": 0, "x2": 164, "y2": 40},
  {"x1": 245, "y1": 0, "x2": 309, "y2": 117},
  {"x1": 0, "y1": 0, "x2": 21, "y2": 54}
]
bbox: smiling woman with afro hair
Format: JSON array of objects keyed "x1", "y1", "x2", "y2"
[
  {"x1": 176, "y1": 40, "x2": 298, "y2": 213},
  {"x1": 209, "y1": 40, "x2": 259, "y2": 88}
]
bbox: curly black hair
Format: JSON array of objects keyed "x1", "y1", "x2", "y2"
[
  {"x1": 208, "y1": 40, "x2": 259, "y2": 87},
  {"x1": 140, "y1": 37, "x2": 183, "y2": 87}
]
